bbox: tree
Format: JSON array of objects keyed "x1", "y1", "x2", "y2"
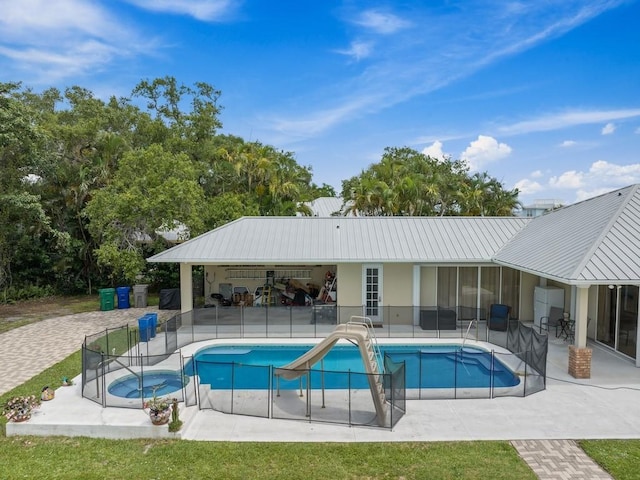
[
  {"x1": 0, "y1": 83, "x2": 68, "y2": 297},
  {"x1": 0, "y1": 77, "x2": 329, "y2": 298},
  {"x1": 85, "y1": 144, "x2": 206, "y2": 283},
  {"x1": 341, "y1": 147, "x2": 519, "y2": 216},
  {"x1": 33, "y1": 86, "x2": 138, "y2": 292}
]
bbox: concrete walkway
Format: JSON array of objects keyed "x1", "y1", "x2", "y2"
[{"x1": 0, "y1": 310, "x2": 629, "y2": 479}]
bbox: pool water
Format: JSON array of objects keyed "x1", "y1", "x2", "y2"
[
  {"x1": 108, "y1": 370, "x2": 189, "y2": 399},
  {"x1": 185, "y1": 344, "x2": 520, "y2": 390}
]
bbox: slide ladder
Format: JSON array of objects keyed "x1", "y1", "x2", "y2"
[{"x1": 275, "y1": 317, "x2": 388, "y2": 426}]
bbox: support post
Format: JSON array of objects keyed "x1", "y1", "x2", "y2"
[
  {"x1": 569, "y1": 285, "x2": 592, "y2": 379},
  {"x1": 568, "y1": 345, "x2": 592, "y2": 379}
]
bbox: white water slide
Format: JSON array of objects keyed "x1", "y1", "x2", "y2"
[{"x1": 275, "y1": 320, "x2": 388, "y2": 427}]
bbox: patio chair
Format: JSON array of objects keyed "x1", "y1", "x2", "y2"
[
  {"x1": 487, "y1": 303, "x2": 510, "y2": 331},
  {"x1": 540, "y1": 306, "x2": 564, "y2": 336}
]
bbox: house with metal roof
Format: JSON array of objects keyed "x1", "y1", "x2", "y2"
[{"x1": 148, "y1": 184, "x2": 640, "y2": 376}]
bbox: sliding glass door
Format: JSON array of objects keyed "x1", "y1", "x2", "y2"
[
  {"x1": 435, "y1": 266, "x2": 519, "y2": 320},
  {"x1": 597, "y1": 285, "x2": 638, "y2": 359}
]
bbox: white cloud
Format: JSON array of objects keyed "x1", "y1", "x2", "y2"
[
  {"x1": 559, "y1": 140, "x2": 576, "y2": 147},
  {"x1": 335, "y1": 41, "x2": 373, "y2": 61},
  {"x1": 544, "y1": 160, "x2": 640, "y2": 203},
  {"x1": 0, "y1": 0, "x2": 117, "y2": 38},
  {"x1": 514, "y1": 178, "x2": 543, "y2": 195},
  {"x1": 574, "y1": 187, "x2": 617, "y2": 202},
  {"x1": 123, "y1": 0, "x2": 236, "y2": 21},
  {"x1": 499, "y1": 109, "x2": 640, "y2": 136},
  {"x1": 589, "y1": 160, "x2": 640, "y2": 182},
  {"x1": 0, "y1": 0, "x2": 152, "y2": 83},
  {"x1": 530, "y1": 170, "x2": 544, "y2": 178},
  {"x1": 549, "y1": 170, "x2": 584, "y2": 189},
  {"x1": 268, "y1": 94, "x2": 383, "y2": 138},
  {"x1": 422, "y1": 140, "x2": 446, "y2": 160},
  {"x1": 352, "y1": 10, "x2": 411, "y2": 34},
  {"x1": 601, "y1": 122, "x2": 616, "y2": 135},
  {"x1": 460, "y1": 135, "x2": 512, "y2": 171}
]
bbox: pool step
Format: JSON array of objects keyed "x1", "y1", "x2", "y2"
[{"x1": 442, "y1": 351, "x2": 508, "y2": 374}]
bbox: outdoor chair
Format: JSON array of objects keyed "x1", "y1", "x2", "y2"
[
  {"x1": 540, "y1": 306, "x2": 564, "y2": 336},
  {"x1": 487, "y1": 303, "x2": 510, "y2": 331}
]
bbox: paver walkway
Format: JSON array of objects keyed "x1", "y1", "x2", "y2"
[
  {"x1": 0, "y1": 309, "x2": 621, "y2": 479},
  {"x1": 0, "y1": 307, "x2": 173, "y2": 395},
  {"x1": 512, "y1": 440, "x2": 613, "y2": 479}
]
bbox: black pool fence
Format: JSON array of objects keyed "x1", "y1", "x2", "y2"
[{"x1": 81, "y1": 304, "x2": 547, "y2": 429}]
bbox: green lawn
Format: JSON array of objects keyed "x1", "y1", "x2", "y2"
[
  {"x1": 0, "y1": 438, "x2": 536, "y2": 480},
  {"x1": 580, "y1": 440, "x2": 640, "y2": 480}
]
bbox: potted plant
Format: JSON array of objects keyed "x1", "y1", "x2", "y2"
[
  {"x1": 168, "y1": 398, "x2": 183, "y2": 432},
  {"x1": 41, "y1": 386, "x2": 55, "y2": 401},
  {"x1": 144, "y1": 393, "x2": 172, "y2": 425},
  {"x1": 2, "y1": 395, "x2": 40, "y2": 422}
]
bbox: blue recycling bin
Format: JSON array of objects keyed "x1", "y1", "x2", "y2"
[
  {"x1": 146, "y1": 313, "x2": 158, "y2": 338},
  {"x1": 116, "y1": 286, "x2": 131, "y2": 309},
  {"x1": 138, "y1": 315, "x2": 151, "y2": 342}
]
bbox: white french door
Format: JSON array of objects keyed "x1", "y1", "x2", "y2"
[{"x1": 363, "y1": 264, "x2": 383, "y2": 324}]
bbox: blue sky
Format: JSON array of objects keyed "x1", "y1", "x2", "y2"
[{"x1": 2, "y1": 0, "x2": 640, "y2": 206}]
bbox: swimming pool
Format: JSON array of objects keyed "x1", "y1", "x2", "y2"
[
  {"x1": 108, "y1": 370, "x2": 190, "y2": 399},
  {"x1": 185, "y1": 344, "x2": 520, "y2": 390}
]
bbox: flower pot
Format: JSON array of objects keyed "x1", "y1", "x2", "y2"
[
  {"x1": 149, "y1": 408, "x2": 171, "y2": 426},
  {"x1": 11, "y1": 413, "x2": 31, "y2": 422},
  {"x1": 41, "y1": 388, "x2": 55, "y2": 401}
]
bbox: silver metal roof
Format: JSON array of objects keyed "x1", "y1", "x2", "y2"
[
  {"x1": 148, "y1": 216, "x2": 530, "y2": 264},
  {"x1": 494, "y1": 185, "x2": 640, "y2": 284},
  {"x1": 148, "y1": 184, "x2": 640, "y2": 283},
  {"x1": 298, "y1": 197, "x2": 348, "y2": 217}
]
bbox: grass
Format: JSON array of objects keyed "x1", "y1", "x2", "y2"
[
  {"x1": 580, "y1": 440, "x2": 640, "y2": 480},
  {"x1": 0, "y1": 438, "x2": 536, "y2": 480},
  {"x1": 86, "y1": 325, "x2": 136, "y2": 356}
]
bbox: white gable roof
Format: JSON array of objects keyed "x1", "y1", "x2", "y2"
[
  {"x1": 148, "y1": 216, "x2": 530, "y2": 264},
  {"x1": 494, "y1": 185, "x2": 640, "y2": 284}
]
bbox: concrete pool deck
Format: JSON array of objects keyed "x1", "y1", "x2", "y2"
[{"x1": 3, "y1": 309, "x2": 636, "y2": 479}]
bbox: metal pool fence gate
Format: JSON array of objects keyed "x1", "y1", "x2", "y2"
[{"x1": 194, "y1": 357, "x2": 406, "y2": 430}]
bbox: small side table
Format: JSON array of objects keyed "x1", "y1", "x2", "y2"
[{"x1": 559, "y1": 318, "x2": 575, "y2": 342}]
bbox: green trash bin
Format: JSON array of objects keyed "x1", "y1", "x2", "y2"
[{"x1": 99, "y1": 288, "x2": 115, "y2": 311}]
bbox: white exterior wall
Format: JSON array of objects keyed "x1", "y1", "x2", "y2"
[
  {"x1": 383, "y1": 263, "x2": 413, "y2": 306},
  {"x1": 420, "y1": 266, "x2": 437, "y2": 306},
  {"x1": 337, "y1": 264, "x2": 361, "y2": 306}
]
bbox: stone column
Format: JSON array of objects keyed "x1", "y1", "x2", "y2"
[{"x1": 568, "y1": 345, "x2": 592, "y2": 378}]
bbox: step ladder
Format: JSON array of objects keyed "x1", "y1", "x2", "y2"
[{"x1": 262, "y1": 285, "x2": 272, "y2": 307}]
